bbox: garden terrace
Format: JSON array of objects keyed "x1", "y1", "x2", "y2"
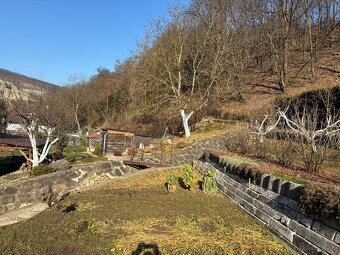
[{"x1": 0, "y1": 168, "x2": 293, "y2": 255}]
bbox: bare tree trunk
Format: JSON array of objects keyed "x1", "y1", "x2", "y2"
[
  {"x1": 180, "y1": 109, "x2": 194, "y2": 138},
  {"x1": 20, "y1": 117, "x2": 59, "y2": 168},
  {"x1": 305, "y1": 0, "x2": 315, "y2": 81},
  {"x1": 279, "y1": 40, "x2": 288, "y2": 92},
  {"x1": 74, "y1": 103, "x2": 81, "y2": 132},
  {"x1": 279, "y1": 2, "x2": 290, "y2": 92}
]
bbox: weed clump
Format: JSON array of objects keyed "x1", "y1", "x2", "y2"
[
  {"x1": 41, "y1": 186, "x2": 58, "y2": 209},
  {"x1": 182, "y1": 164, "x2": 195, "y2": 190},
  {"x1": 202, "y1": 170, "x2": 217, "y2": 193},
  {"x1": 166, "y1": 171, "x2": 178, "y2": 192}
]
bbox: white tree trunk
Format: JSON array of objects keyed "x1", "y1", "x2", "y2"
[
  {"x1": 180, "y1": 109, "x2": 194, "y2": 138},
  {"x1": 20, "y1": 117, "x2": 59, "y2": 168}
]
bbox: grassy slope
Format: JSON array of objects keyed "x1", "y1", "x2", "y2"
[
  {"x1": 0, "y1": 169, "x2": 292, "y2": 255},
  {"x1": 222, "y1": 47, "x2": 340, "y2": 119}
]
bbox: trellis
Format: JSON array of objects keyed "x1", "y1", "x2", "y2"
[{"x1": 89, "y1": 138, "x2": 102, "y2": 148}]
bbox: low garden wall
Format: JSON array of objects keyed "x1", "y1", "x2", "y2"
[
  {"x1": 0, "y1": 161, "x2": 137, "y2": 215},
  {"x1": 194, "y1": 160, "x2": 340, "y2": 255},
  {"x1": 171, "y1": 135, "x2": 228, "y2": 165}
]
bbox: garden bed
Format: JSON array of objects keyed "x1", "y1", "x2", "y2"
[
  {"x1": 0, "y1": 168, "x2": 293, "y2": 255},
  {"x1": 209, "y1": 149, "x2": 340, "y2": 187}
]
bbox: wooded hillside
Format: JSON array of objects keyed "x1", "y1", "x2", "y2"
[{"x1": 40, "y1": 0, "x2": 340, "y2": 136}]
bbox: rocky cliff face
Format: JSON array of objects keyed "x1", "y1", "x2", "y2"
[
  {"x1": 0, "y1": 79, "x2": 27, "y2": 101},
  {"x1": 0, "y1": 68, "x2": 59, "y2": 102}
]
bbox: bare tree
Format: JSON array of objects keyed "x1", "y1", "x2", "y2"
[
  {"x1": 63, "y1": 76, "x2": 88, "y2": 132},
  {"x1": 252, "y1": 109, "x2": 287, "y2": 142},
  {"x1": 253, "y1": 91, "x2": 340, "y2": 172},
  {"x1": 138, "y1": 0, "x2": 248, "y2": 137},
  {"x1": 19, "y1": 113, "x2": 58, "y2": 168}
]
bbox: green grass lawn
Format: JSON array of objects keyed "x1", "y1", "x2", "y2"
[{"x1": 0, "y1": 169, "x2": 293, "y2": 255}]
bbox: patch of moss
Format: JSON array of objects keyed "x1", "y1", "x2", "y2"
[
  {"x1": 272, "y1": 173, "x2": 308, "y2": 185},
  {"x1": 63, "y1": 145, "x2": 86, "y2": 154},
  {"x1": 31, "y1": 164, "x2": 53, "y2": 176},
  {"x1": 220, "y1": 156, "x2": 259, "y2": 167}
]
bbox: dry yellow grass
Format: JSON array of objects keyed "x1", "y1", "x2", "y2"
[{"x1": 0, "y1": 168, "x2": 293, "y2": 255}]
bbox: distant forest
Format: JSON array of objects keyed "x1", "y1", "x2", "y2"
[{"x1": 14, "y1": 0, "x2": 340, "y2": 136}]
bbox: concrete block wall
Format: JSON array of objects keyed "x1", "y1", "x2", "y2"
[
  {"x1": 0, "y1": 161, "x2": 136, "y2": 215},
  {"x1": 194, "y1": 160, "x2": 340, "y2": 255}
]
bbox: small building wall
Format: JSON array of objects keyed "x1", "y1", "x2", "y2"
[{"x1": 103, "y1": 132, "x2": 133, "y2": 156}]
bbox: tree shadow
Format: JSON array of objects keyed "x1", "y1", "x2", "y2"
[
  {"x1": 131, "y1": 242, "x2": 161, "y2": 255},
  {"x1": 62, "y1": 202, "x2": 78, "y2": 213}
]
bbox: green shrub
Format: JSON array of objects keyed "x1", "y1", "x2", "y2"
[
  {"x1": 79, "y1": 136, "x2": 87, "y2": 146},
  {"x1": 93, "y1": 143, "x2": 103, "y2": 157},
  {"x1": 202, "y1": 170, "x2": 217, "y2": 193},
  {"x1": 65, "y1": 153, "x2": 91, "y2": 162},
  {"x1": 298, "y1": 185, "x2": 340, "y2": 223},
  {"x1": 182, "y1": 164, "x2": 195, "y2": 190},
  {"x1": 32, "y1": 164, "x2": 54, "y2": 176},
  {"x1": 80, "y1": 156, "x2": 108, "y2": 163},
  {"x1": 63, "y1": 145, "x2": 86, "y2": 154},
  {"x1": 166, "y1": 171, "x2": 178, "y2": 192}
]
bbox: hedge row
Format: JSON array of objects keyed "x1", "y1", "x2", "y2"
[
  {"x1": 203, "y1": 149, "x2": 264, "y2": 183},
  {"x1": 299, "y1": 185, "x2": 340, "y2": 224}
]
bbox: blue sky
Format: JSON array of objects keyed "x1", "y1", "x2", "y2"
[{"x1": 0, "y1": 0, "x2": 187, "y2": 85}]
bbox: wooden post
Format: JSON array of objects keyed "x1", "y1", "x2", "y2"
[{"x1": 160, "y1": 141, "x2": 163, "y2": 166}]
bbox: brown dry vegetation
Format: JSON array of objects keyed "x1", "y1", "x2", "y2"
[
  {"x1": 0, "y1": 169, "x2": 293, "y2": 255},
  {"x1": 220, "y1": 150, "x2": 340, "y2": 187},
  {"x1": 222, "y1": 48, "x2": 340, "y2": 119}
]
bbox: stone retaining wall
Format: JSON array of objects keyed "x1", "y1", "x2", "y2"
[
  {"x1": 171, "y1": 135, "x2": 228, "y2": 164},
  {"x1": 194, "y1": 160, "x2": 340, "y2": 255},
  {"x1": 0, "y1": 161, "x2": 137, "y2": 215}
]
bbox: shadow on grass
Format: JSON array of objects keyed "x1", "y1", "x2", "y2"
[
  {"x1": 131, "y1": 242, "x2": 161, "y2": 255},
  {"x1": 62, "y1": 203, "x2": 78, "y2": 213},
  {"x1": 178, "y1": 177, "x2": 187, "y2": 190}
]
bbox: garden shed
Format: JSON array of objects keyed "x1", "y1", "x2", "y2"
[{"x1": 101, "y1": 129, "x2": 134, "y2": 156}]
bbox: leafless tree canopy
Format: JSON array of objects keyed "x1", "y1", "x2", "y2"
[{"x1": 25, "y1": 0, "x2": 339, "y2": 136}]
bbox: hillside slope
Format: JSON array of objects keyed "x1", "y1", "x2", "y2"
[
  {"x1": 221, "y1": 47, "x2": 340, "y2": 120},
  {"x1": 0, "y1": 68, "x2": 59, "y2": 101}
]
